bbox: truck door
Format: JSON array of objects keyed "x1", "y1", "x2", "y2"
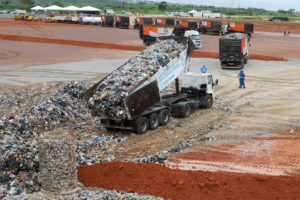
[{"x1": 207, "y1": 74, "x2": 213, "y2": 92}]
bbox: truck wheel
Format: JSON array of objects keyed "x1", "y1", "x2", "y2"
[
  {"x1": 158, "y1": 109, "x2": 170, "y2": 126},
  {"x1": 205, "y1": 95, "x2": 213, "y2": 109},
  {"x1": 134, "y1": 116, "x2": 149, "y2": 134},
  {"x1": 182, "y1": 103, "x2": 191, "y2": 117},
  {"x1": 149, "y1": 113, "x2": 159, "y2": 130},
  {"x1": 144, "y1": 40, "x2": 151, "y2": 46}
]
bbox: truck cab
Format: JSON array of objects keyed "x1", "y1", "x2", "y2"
[
  {"x1": 221, "y1": 25, "x2": 228, "y2": 35},
  {"x1": 181, "y1": 72, "x2": 215, "y2": 108},
  {"x1": 184, "y1": 30, "x2": 202, "y2": 49}
]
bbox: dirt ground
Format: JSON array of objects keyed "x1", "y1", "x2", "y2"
[
  {"x1": 167, "y1": 129, "x2": 300, "y2": 176},
  {"x1": 0, "y1": 19, "x2": 300, "y2": 68},
  {"x1": 78, "y1": 161, "x2": 300, "y2": 200},
  {"x1": 1, "y1": 18, "x2": 300, "y2": 199}
]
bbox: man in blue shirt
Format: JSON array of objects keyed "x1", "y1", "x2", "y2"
[
  {"x1": 239, "y1": 70, "x2": 245, "y2": 88},
  {"x1": 200, "y1": 65, "x2": 207, "y2": 73}
]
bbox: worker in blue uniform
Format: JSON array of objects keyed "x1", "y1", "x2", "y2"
[
  {"x1": 200, "y1": 65, "x2": 207, "y2": 73},
  {"x1": 239, "y1": 70, "x2": 245, "y2": 88}
]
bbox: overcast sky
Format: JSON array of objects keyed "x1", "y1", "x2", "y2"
[{"x1": 149, "y1": 0, "x2": 299, "y2": 11}]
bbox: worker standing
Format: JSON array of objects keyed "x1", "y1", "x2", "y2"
[
  {"x1": 201, "y1": 65, "x2": 207, "y2": 73},
  {"x1": 239, "y1": 70, "x2": 245, "y2": 88}
]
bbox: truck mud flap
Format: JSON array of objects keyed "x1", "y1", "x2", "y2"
[
  {"x1": 221, "y1": 66, "x2": 242, "y2": 69},
  {"x1": 125, "y1": 81, "x2": 161, "y2": 120}
]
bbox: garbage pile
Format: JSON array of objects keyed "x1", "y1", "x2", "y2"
[
  {"x1": 4, "y1": 188, "x2": 165, "y2": 200},
  {"x1": 88, "y1": 39, "x2": 185, "y2": 119},
  {"x1": 0, "y1": 81, "x2": 94, "y2": 198}
]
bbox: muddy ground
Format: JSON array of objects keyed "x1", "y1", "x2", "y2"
[{"x1": 0, "y1": 19, "x2": 300, "y2": 199}]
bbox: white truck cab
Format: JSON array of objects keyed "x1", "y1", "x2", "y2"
[
  {"x1": 221, "y1": 25, "x2": 228, "y2": 35},
  {"x1": 180, "y1": 72, "x2": 217, "y2": 108},
  {"x1": 184, "y1": 30, "x2": 202, "y2": 49}
]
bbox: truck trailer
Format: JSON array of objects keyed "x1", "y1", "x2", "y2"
[
  {"x1": 139, "y1": 25, "x2": 202, "y2": 48},
  {"x1": 176, "y1": 20, "x2": 198, "y2": 31},
  {"x1": 115, "y1": 16, "x2": 130, "y2": 28},
  {"x1": 102, "y1": 15, "x2": 114, "y2": 27},
  {"x1": 83, "y1": 38, "x2": 216, "y2": 133},
  {"x1": 222, "y1": 22, "x2": 254, "y2": 36},
  {"x1": 198, "y1": 21, "x2": 222, "y2": 35},
  {"x1": 153, "y1": 18, "x2": 175, "y2": 26},
  {"x1": 134, "y1": 17, "x2": 153, "y2": 29},
  {"x1": 219, "y1": 33, "x2": 250, "y2": 69}
]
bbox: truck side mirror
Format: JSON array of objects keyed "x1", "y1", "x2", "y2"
[{"x1": 213, "y1": 79, "x2": 218, "y2": 86}]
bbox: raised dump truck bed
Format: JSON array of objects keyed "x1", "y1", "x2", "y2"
[{"x1": 219, "y1": 33, "x2": 250, "y2": 69}]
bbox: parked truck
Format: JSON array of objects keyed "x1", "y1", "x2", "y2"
[
  {"x1": 222, "y1": 22, "x2": 254, "y2": 36},
  {"x1": 139, "y1": 25, "x2": 202, "y2": 48},
  {"x1": 115, "y1": 16, "x2": 130, "y2": 28},
  {"x1": 83, "y1": 38, "x2": 216, "y2": 133},
  {"x1": 102, "y1": 15, "x2": 114, "y2": 27},
  {"x1": 176, "y1": 20, "x2": 198, "y2": 30},
  {"x1": 153, "y1": 17, "x2": 175, "y2": 26},
  {"x1": 134, "y1": 17, "x2": 153, "y2": 29},
  {"x1": 219, "y1": 33, "x2": 250, "y2": 69},
  {"x1": 198, "y1": 21, "x2": 222, "y2": 35}
]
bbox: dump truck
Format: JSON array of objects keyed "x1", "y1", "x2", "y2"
[
  {"x1": 83, "y1": 38, "x2": 217, "y2": 133},
  {"x1": 115, "y1": 16, "x2": 130, "y2": 28},
  {"x1": 140, "y1": 25, "x2": 202, "y2": 48},
  {"x1": 222, "y1": 22, "x2": 254, "y2": 36},
  {"x1": 219, "y1": 33, "x2": 250, "y2": 69},
  {"x1": 134, "y1": 17, "x2": 153, "y2": 29},
  {"x1": 176, "y1": 20, "x2": 198, "y2": 31},
  {"x1": 102, "y1": 15, "x2": 114, "y2": 27},
  {"x1": 198, "y1": 21, "x2": 222, "y2": 35}
]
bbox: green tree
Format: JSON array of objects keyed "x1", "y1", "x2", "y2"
[
  {"x1": 288, "y1": 9, "x2": 295, "y2": 15},
  {"x1": 2, "y1": 0, "x2": 11, "y2": 6},
  {"x1": 19, "y1": 0, "x2": 35, "y2": 6},
  {"x1": 158, "y1": 1, "x2": 167, "y2": 11},
  {"x1": 52, "y1": 0, "x2": 64, "y2": 7},
  {"x1": 277, "y1": 9, "x2": 286, "y2": 15}
]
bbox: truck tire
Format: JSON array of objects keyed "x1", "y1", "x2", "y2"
[
  {"x1": 149, "y1": 113, "x2": 159, "y2": 130},
  {"x1": 158, "y1": 109, "x2": 170, "y2": 126},
  {"x1": 182, "y1": 103, "x2": 191, "y2": 117},
  {"x1": 144, "y1": 40, "x2": 151, "y2": 46},
  {"x1": 204, "y1": 95, "x2": 213, "y2": 109},
  {"x1": 134, "y1": 116, "x2": 149, "y2": 134}
]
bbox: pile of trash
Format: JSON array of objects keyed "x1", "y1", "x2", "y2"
[
  {"x1": 4, "y1": 188, "x2": 165, "y2": 200},
  {"x1": 88, "y1": 39, "x2": 185, "y2": 119},
  {"x1": 0, "y1": 81, "x2": 95, "y2": 198}
]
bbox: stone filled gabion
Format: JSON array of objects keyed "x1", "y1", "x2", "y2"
[{"x1": 38, "y1": 131, "x2": 78, "y2": 194}]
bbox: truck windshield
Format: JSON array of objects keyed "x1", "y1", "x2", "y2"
[{"x1": 191, "y1": 35, "x2": 200, "y2": 40}]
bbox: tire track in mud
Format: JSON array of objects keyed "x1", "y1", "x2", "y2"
[
  {"x1": 26, "y1": 23, "x2": 54, "y2": 37},
  {"x1": 0, "y1": 49, "x2": 20, "y2": 60},
  {"x1": 0, "y1": 34, "x2": 287, "y2": 61}
]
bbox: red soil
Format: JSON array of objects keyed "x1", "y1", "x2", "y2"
[
  {"x1": 0, "y1": 34, "x2": 287, "y2": 61},
  {"x1": 78, "y1": 161, "x2": 300, "y2": 200},
  {"x1": 167, "y1": 128, "x2": 300, "y2": 176}
]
